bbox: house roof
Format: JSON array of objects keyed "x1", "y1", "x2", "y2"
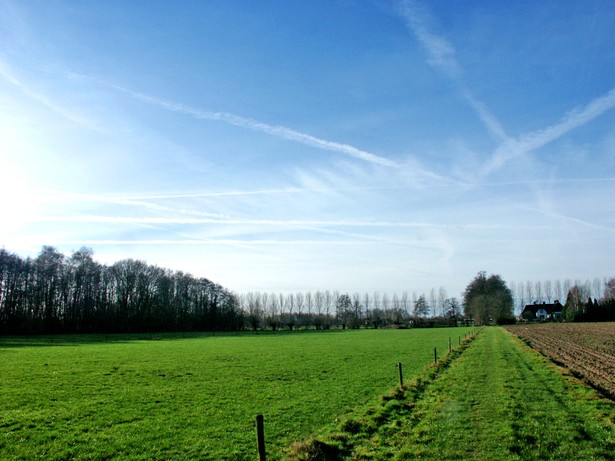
[{"x1": 522, "y1": 301, "x2": 563, "y2": 315}]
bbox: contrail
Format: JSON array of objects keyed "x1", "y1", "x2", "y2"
[
  {"x1": 483, "y1": 86, "x2": 615, "y2": 175},
  {"x1": 398, "y1": 1, "x2": 615, "y2": 177},
  {"x1": 104, "y1": 82, "x2": 398, "y2": 168},
  {"x1": 38, "y1": 214, "x2": 556, "y2": 230},
  {"x1": 0, "y1": 59, "x2": 100, "y2": 130},
  {"x1": 516, "y1": 205, "x2": 615, "y2": 232},
  {"x1": 398, "y1": 0, "x2": 509, "y2": 143},
  {"x1": 53, "y1": 239, "x2": 373, "y2": 246}
]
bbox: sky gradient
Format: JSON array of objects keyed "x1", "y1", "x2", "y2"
[{"x1": 1, "y1": 0, "x2": 614, "y2": 298}]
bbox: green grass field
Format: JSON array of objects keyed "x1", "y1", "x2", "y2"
[
  {"x1": 0, "y1": 328, "x2": 472, "y2": 460},
  {"x1": 310, "y1": 327, "x2": 615, "y2": 460}
]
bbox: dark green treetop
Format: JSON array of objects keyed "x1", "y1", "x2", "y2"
[{"x1": 463, "y1": 271, "x2": 514, "y2": 324}]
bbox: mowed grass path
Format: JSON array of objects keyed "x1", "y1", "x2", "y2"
[
  {"x1": 357, "y1": 327, "x2": 615, "y2": 460},
  {"x1": 0, "y1": 328, "x2": 471, "y2": 460}
]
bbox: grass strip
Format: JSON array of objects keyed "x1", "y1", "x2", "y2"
[
  {"x1": 287, "y1": 327, "x2": 615, "y2": 460},
  {"x1": 285, "y1": 330, "x2": 481, "y2": 460}
]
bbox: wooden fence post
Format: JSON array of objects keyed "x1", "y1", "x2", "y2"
[
  {"x1": 448, "y1": 337, "x2": 452, "y2": 353},
  {"x1": 398, "y1": 362, "x2": 403, "y2": 387},
  {"x1": 434, "y1": 347, "x2": 437, "y2": 365},
  {"x1": 256, "y1": 414, "x2": 266, "y2": 461}
]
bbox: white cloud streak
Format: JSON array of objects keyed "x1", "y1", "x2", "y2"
[
  {"x1": 398, "y1": 1, "x2": 615, "y2": 178},
  {"x1": 101, "y1": 81, "x2": 398, "y2": 168},
  {"x1": 517, "y1": 205, "x2": 615, "y2": 232},
  {"x1": 397, "y1": 0, "x2": 509, "y2": 144},
  {"x1": 53, "y1": 239, "x2": 374, "y2": 246},
  {"x1": 36, "y1": 214, "x2": 556, "y2": 231},
  {"x1": 0, "y1": 59, "x2": 100, "y2": 130},
  {"x1": 483, "y1": 87, "x2": 615, "y2": 175}
]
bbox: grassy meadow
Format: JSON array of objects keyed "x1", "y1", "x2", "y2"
[
  {"x1": 0, "y1": 328, "x2": 472, "y2": 460},
  {"x1": 303, "y1": 327, "x2": 615, "y2": 460}
]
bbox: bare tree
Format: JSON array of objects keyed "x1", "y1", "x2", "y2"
[
  {"x1": 604, "y1": 278, "x2": 615, "y2": 300},
  {"x1": 509, "y1": 281, "x2": 518, "y2": 315},
  {"x1": 400, "y1": 291, "x2": 409, "y2": 318},
  {"x1": 563, "y1": 279, "x2": 571, "y2": 299},
  {"x1": 544, "y1": 280, "x2": 553, "y2": 303},
  {"x1": 305, "y1": 291, "x2": 313, "y2": 318},
  {"x1": 324, "y1": 290, "x2": 333, "y2": 328},
  {"x1": 444, "y1": 297, "x2": 461, "y2": 325},
  {"x1": 314, "y1": 290, "x2": 324, "y2": 329},
  {"x1": 244, "y1": 292, "x2": 262, "y2": 331},
  {"x1": 429, "y1": 288, "x2": 437, "y2": 318},
  {"x1": 534, "y1": 280, "x2": 543, "y2": 304},
  {"x1": 414, "y1": 294, "x2": 429, "y2": 318},
  {"x1": 261, "y1": 292, "x2": 269, "y2": 318},
  {"x1": 371, "y1": 291, "x2": 382, "y2": 328},
  {"x1": 526, "y1": 280, "x2": 534, "y2": 304},
  {"x1": 554, "y1": 279, "x2": 562, "y2": 302},
  {"x1": 516, "y1": 281, "x2": 525, "y2": 313},
  {"x1": 583, "y1": 279, "x2": 592, "y2": 300},
  {"x1": 391, "y1": 293, "x2": 403, "y2": 324},
  {"x1": 392, "y1": 293, "x2": 400, "y2": 311},
  {"x1": 295, "y1": 292, "x2": 305, "y2": 328},
  {"x1": 591, "y1": 277, "x2": 602, "y2": 300},
  {"x1": 381, "y1": 292, "x2": 390, "y2": 311},
  {"x1": 268, "y1": 293, "x2": 280, "y2": 330},
  {"x1": 336, "y1": 293, "x2": 351, "y2": 329},
  {"x1": 284, "y1": 293, "x2": 296, "y2": 330},
  {"x1": 351, "y1": 292, "x2": 362, "y2": 328},
  {"x1": 437, "y1": 286, "x2": 447, "y2": 317},
  {"x1": 372, "y1": 291, "x2": 381, "y2": 312},
  {"x1": 362, "y1": 292, "x2": 370, "y2": 324}
]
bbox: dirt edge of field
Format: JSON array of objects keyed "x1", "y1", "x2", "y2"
[{"x1": 504, "y1": 323, "x2": 615, "y2": 401}]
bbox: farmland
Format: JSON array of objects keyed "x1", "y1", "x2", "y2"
[
  {"x1": 293, "y1": 327, "x2": 615, "y2": 460},
  {"x1": 0, "y1": 328, "x2": 471, "y2": 460},
  {"x1": 505, "y1": 322, "x2": 615, "y2": 398}
]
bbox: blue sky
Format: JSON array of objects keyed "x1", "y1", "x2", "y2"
[{"x1": 1, "y1": 0, "x2": 614, "y2": 298}]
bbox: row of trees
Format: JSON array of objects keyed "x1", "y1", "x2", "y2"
[
  {"x1": 0, "y1": 247, "x2": 242, "y2": 335},
  {"x1": 509, "y1": 277, "x2": 612, "y2": 314},
  {"x1": 561, "y1": 280, "x2": 615, "y2": 322},
  {"x1": 236, "y1": 290, "x2": 463, "y2": 331},
  {"x1": 2, "y1": 245, "x2": 613, "y2": 334},
  {"x1": 239, "y1": 272, "x2": 615, "y2": 330}
]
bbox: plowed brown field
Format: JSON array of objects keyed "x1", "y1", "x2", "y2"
[{"x1": 504, "y1": 323, "x2": 615, "y2": 398}]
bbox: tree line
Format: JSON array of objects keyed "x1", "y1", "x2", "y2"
[
  {"x1": 236, "y1": 290, "x2": 463, "y2": 331},
  {"x1": 510, "y1": 277, "x2": 615, "y2": 321},
  {"x1": 0, "y1": 246, "x2": 466, "y2": 334},
  {"x1": 240, "y1": 272, "x2": 615, "y2": 329},
  {"x1": 509, "y1": 277, "x2": 610, "y2": 311},
  {"x1": 2, "y1": 246, "x2": 613, "y2": 335},
  {"x1": 0, "y1": 246, "x2": 242, "y2": 335},
  {"x1": 559, "y1": 280, "x2": 615, "y2": 322}
]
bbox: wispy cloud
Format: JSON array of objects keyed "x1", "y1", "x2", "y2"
[
  {"x1": 0, "y1": 58, "x2": 100, "y2": 130},
  {"x1": 91, "y1": 79, "x2": 399, "y2": 168},
  {"x1": 398, "y1": 1, "x2": 461, "y2": 77},
  {"x1": 483, "y1": 87, "x2": 615, "y2": 175},
  {"x1": 398, "y1": 1, "x2": 615, "y2": 179},
  {"x1": 397, "y1": 0, "x2": 509, "y2": 144},
  {"x1": 518, "y1": 205, "x2": 615, "y2": 233},
  {"x1": 34, "y1": 189, "x2": 230, "y2": 219},
  {"x1": 459, "y1": 89, "x2": 509, "y2": 143},
  {"x1": 52, "y1": 239, "x2": 375, "y2": 246},
  {"x1": 37, "y1": 214, "x2": 556, "y2": 231}
]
